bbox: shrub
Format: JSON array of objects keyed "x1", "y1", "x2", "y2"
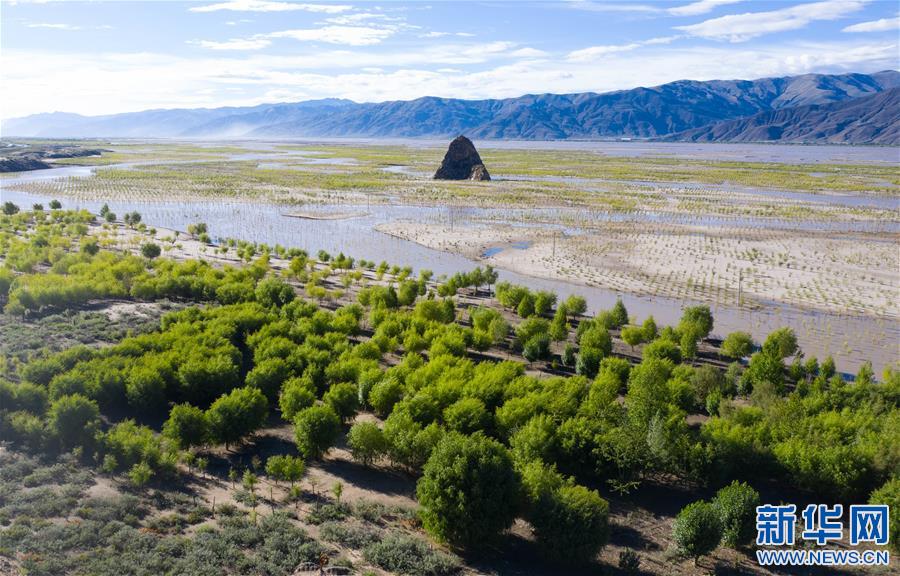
[
  {"x1": 672, "y1": 501, "x2": 722, "y2": 563},
  {"x1": 319, "y1": 521, "x2": 381, "y2": 550},
  {"x1": 364, "y1": 533, "x2": 461, "y2": 576},
  {"x1": 417, "y1": 433, "x2": 520, "y2": 550},
  {"x1": 619, "y1": 550, "x2": 641, "y2": 574}
]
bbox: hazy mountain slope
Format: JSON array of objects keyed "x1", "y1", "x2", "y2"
[
  {"x1": 3, "y1": 71, "x2": 898, "y2": 140},
  {"x1": 667, "y1": 88, "x2": 900, "y2": 144}
]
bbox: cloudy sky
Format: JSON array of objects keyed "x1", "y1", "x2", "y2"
[{"x1": 2, "y1": 0, "x2": 898, "y2": 119}]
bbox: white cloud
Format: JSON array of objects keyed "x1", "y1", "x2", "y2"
[
  {"x1": 568, "y1": 43, "x2": 643, "y2": 60},
  {"x1": 27, "y1": 22, "x2": 81, "y2": 30},
  {"x1": 667, "y1": 0, "x2": 743, "y2": 17},
  {"x1": 191, "y1": 37, "x2": 272, "y2": 50},
  {"x1": 5, "y1": 39, "x2": 896, "y2": 118},
  {"x1": 676, "y1": 0, "x2": 869, "y2": 42},
  {"x1": 420, "y1": 31, "x2": 474, "y2": 38},
  {"x1": 189, "y1": 1, "x2": 351, "y2": 14},
  {"x1": 509, "y1": 47, "x2": 547, "y2": 58},
  {"x1": 325, "y1": 12, "x2": 399, "y2": 25},
  {"x1": 567, "y1": 36, "x2": 680, "y2": 61},
  {"x1": 267, "y1": 25, "x2": 395, "y2": 46},
  {"x1": 843, "y1": 15, "x2": 900, "y2": 32},
  {"x1": 565, "y1": 1, "x2": 662, "y2": 13}
]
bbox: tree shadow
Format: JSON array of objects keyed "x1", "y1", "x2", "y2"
[
  {"x1": 463, "y1": 529, "x2": 605, "y2": 576},
  {"x1": 609, "y1": 523, "x2": 661, "y2": 552},
  {"x1": 315, "y1": 457, "x2": 417, "y2": 499}
]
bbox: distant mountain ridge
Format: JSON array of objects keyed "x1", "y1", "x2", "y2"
[
  {"x1": 667, "y1": 88, "x2": 900, "y2": 144},
  {"x1": 4, "y1": 71, "x2": 898, "y2": 143}
]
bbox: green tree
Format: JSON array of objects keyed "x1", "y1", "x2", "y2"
[
  {"x1": 294, "y1": 405, "x2": 341, "y2": 459},
  {"x1": 563, "y1": 295, "x2": 587, "y2": 318},
  {"x1": 255, "y1": 277, "x2": 295, "y2": 308},
  {"x1": 869, "y1": 478, "x2": 900, "y2": 552},
  {"x1": 279, "y1": 377, "x2": 316, "y2": 420},
  {"x1": 516, "y1": 294, "x2": 535, "y2": 318},
  {"x1": 762, "y1": 327, "x2": 798, "y2": 359},
  {"x1": 323, "y1": 382, "x2": 359, "y2": 422},
  {"x1": 369, "y1": 376, "x2": 404, "y2": 417},
  {"x1": 745, "y1": 351, "x2": 785, "y2": 393},
  {"x1": 80, "y1": 237, "x2": 100, "y2": 256},
  {"x1": 680, "y1": 305, "x2": 713, "y2": 338},
  {"x1": 680, "y1": 324, "x2": 702, "y2": 361},
  {"x1": 642, "y1": 316, "x2": 658, "y2": 340},
  {"x1": 672, "y1": 501, "x2": 722, "y2": 564},
  {"x1": 206, "y1": 387, "x2": 268, "y2": 449},
  {"x1": 722, "y1": 331, "x2": 754, "y2": 359},
  {"x1": 129, "y1": 462, "x2": 153, "y2": 488},
  {"x1": 417, "y1": 433, "x2": 521, "y2": 550},
  {"x1": 347, "y1": 421, "x2": 388, "y2": 466},
  {"x1": 610, "y1": 298, "x2": 629, "y2": 328},
  {"x1": 642, "y1": 338, "x2": 681, "y2": 364},
  {"x1": 2, "y1": 202, "x2": 20, "y2": 216},
  {"x1": 444, "y1": 398, "x2": 491, "y2": 435},
  {"x1": 48, "y1": 394, "x2": 100, "y2": 451},
  {"x1": 510, "y1": 414, "x2": 558, "y2": 465},
  {"x1": 620, "y1": 326, "x2": 645, "y2": 351},
  {"x1": 245, "y1": 358, "x2": 291, "y2": 404},
  {"x1": 384, "y1": 412, "x2": 443, "y2": 471},
  {"x1": 266, "y1": 454, "x2": 305, "y2": 486},
  {"x1": 531, "y1": 484, "x2": 610, "y2": 564},
  {"x1": 163, "y1": 403, "x2": 209, "y2": 449},
  {"x1": 125, "y1": 366, "x2": 167, "y2": 412},
  {"x1": 856, "y1": 361, "x2": 874, "y2": 386},
  {"x1": 523, "y1": 334, "x2": 551, "y2": 363},
  {"x1": 713, "y1": 481, "x2": 760, "y2": 548},
  {"x1": 49, "y1": 199, "x2": 62, "y2": 209},
  {"x1": 533, "y1": 291, "x2": 557, "y2": 316},
  {"x1": 140, "y1": 242, "x2": 161, "y2": 259}
]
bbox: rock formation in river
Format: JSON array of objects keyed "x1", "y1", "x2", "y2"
[{"x1": 433, "y1": 136, "x2": 491, "y2": 181}]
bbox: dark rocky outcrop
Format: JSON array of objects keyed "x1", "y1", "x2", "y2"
[
  {"x1": 0, "y1": 155, "x2": 51, "y2": 172},
  {"x1": 434, "y1": 136, "x2": 491, "y2": 181},
  {"x1": 0, "y1": 143, "x2": 106, "y2": 173}
]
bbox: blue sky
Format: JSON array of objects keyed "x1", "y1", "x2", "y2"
[{"x1": 2, "y1": 0, "x2": 898, "y2": 118}]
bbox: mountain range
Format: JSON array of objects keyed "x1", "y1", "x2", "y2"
[
  {"x1": 667, "y1": 88, "x2": 900, "y2": 145},
  {"x1": 4, "y1": 71, "x2": 899, "y2": 144}
]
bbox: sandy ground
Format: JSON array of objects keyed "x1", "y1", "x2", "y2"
[{"x1": 377, "y1": 221, "x2": 899, "y2": 319}]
